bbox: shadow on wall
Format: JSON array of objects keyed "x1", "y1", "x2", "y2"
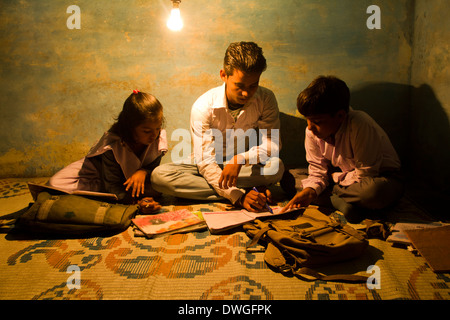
[
  {"x1": 279, "y1": 112, "x2": 307, "y2": 169},
  {"x1": 350, "y1": 82, "x2": 412, "y2": 171},
  {"x1": 409, "y1": 84, "x2": 450, "y2": 195},
  {"x1": 351, "y1": 82, "x2": 450, "y2": 216}
]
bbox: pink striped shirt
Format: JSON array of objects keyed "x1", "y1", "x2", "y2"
[{"x1": 301, "y1": 109, "x2": 401, "y2": 195}]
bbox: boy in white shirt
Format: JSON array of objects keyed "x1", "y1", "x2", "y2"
[
  {"x1": 151, "y1": 42, "x2": 284, "y2": 212},
  {"x1": 281, "y1": 76, "x2": 404, "y2": 222}
]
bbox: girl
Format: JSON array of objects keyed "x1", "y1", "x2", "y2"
[{"x1": 48, "y1": 90, "x2": 167, "y2": 212}]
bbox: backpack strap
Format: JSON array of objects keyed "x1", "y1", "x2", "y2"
[
  {"x1": 266, "y1": 243, "x2": 369, "y2": 283},
  {"x1": 278, "y1": 248, "x2": 368, "y2": 282},
  {"x1": 293, "y1": 266, "x2": 369, "y2": 283},
  {"x1": 94, "y1": 203, "x2": 110, "y2": 224},
  {"x1": 339, "y1": 224, "x2": 368, "y2": 242},
  {"x1": 246, "y1": 225, "x2": 271, "y2": 249},
  {"x1": 36, "y1": 196, "x2": 60, "y2": 221}
]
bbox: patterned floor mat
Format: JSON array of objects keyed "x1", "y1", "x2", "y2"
[{"x1": 0, "y1": 178, "x2": 449, "y2": 300}]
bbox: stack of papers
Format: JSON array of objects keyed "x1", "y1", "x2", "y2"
[{"x1": 386, "y1": 222, "x2": 449, "y2": 246}]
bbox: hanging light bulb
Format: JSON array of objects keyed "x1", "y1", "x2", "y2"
[{"x1": 167, "y1": 0, "x2": 183, "y2": 31}]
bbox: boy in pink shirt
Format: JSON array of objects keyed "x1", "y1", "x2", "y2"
[{"x1": 281, "y1": 76, "x2": 404, "y2": 222}]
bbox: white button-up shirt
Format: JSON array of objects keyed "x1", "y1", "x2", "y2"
[
  {"x1": 302, "y1": 109, "x2": 401, "y2": 195},
  {"x1": 190, "y1": 83, "x2": 281, "y2": 203}
]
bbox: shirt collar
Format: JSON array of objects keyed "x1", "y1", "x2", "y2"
[{"x1": 211, "y1": 83, "x2": 258, "y2": 109}]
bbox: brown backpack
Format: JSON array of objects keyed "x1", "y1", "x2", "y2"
[{"x1": 243, "y1": 207, "x2": 369, "y2": 282}]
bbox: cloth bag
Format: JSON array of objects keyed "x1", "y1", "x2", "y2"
[
  {"x1": 16, "y1": 192, "x2": 138, "y2": 236},
  {"x1": 243, "y1": 207, "x2": 370, "y2": 282}
]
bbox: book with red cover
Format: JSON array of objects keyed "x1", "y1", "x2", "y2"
[{"x1": 132, "y1": 209, "x2": 205, "y2": 238}]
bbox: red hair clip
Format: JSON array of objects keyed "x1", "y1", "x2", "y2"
[{"x1": 133, "y1": 89, "x2": 140, "y2": 94}]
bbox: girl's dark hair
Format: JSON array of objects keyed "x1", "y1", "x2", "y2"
[
  {"x1": 109, "y1": 92, "x2": 164, "y2": 144},
  {"x1": 297, "y1": 76, "x2": 350, "y2": 116},
  {"x1": 223, "y1": 41, "x2": 267, "y2": 76}
]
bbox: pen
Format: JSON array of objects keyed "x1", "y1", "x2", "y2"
[{"x1": 252, "y1": 187, "x2": 273, "y2": 214}]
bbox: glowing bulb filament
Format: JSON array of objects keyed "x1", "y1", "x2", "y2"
[{"x1": 167, "y1": 8, "x2": 183, "y2": 31}]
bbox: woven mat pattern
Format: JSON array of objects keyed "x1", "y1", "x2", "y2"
[{"x1": 0, "y1": 178, "x2": 449, "y2": 300}]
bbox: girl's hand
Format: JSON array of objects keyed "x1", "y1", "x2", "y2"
[
  {"x1": 138, "y1": 197, "x2": 162, "y2": 214},
  {"x1": 124, "y1": 169, "x2": 147, "y2": 198}
]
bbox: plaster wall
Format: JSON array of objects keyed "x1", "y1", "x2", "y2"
[{"x1": 0, "y1": 0, "x2": 445, "y2": 185}]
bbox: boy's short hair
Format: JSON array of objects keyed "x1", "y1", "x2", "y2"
[
  {"x1": 223, "y1": 41, "x2": 267, "y2": 76},
  {"x1": 297, "y1": 76, "x2": 350, "y2": 116}
]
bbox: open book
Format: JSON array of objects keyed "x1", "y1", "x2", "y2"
[
  {"x1": 202, "y1": 206, "x2": 300, "y2": 234},
  {"x1": 27, "y1": 182, "x2": 119, "y2": 201},
  {"x1": 132, "y1": 209, "x2": 206, "y2": 238}
]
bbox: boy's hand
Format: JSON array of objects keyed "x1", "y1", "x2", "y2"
[
  {"x1": 281, "y1": 188, "x2": 316, "y2": 213},
  {"x1": 124, "y1": 169, "x2": 147, "y2": 198},
  {"x1": 219, "y1": 155, "x2": 245, "y2": 189},
  {"x1": 239, "y1": 188, "x2": 272, "y2": 213}
]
